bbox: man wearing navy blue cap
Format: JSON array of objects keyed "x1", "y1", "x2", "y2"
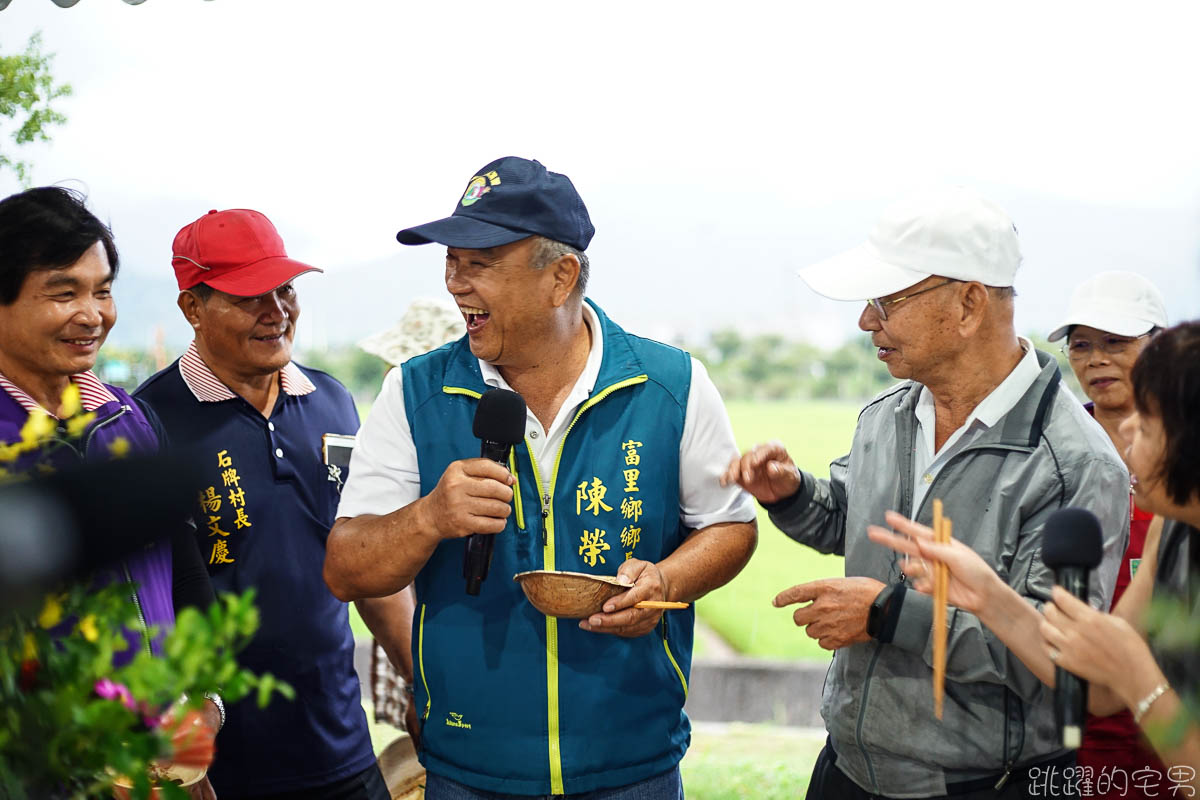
[{"x1": 326, "y1": 157, "x2": 758, "y2": 799}]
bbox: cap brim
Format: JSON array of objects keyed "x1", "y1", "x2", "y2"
[
  {"x1": 1047, "y1": 313, "x2": 1158, "y2": 342},
  {"x1": 200, "y1": 257, "x2": 322, "y2": 297},
  {"x1": 397, "y1": 215, "x2": 531, "y2": 249},
  {"x1": 797, "y1": 243, "x2": 932, "y2": 301}
]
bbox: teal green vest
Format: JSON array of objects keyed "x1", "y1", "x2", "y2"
[{"x1": 403, "y1": 301, "x2": 694, "y2": 795}]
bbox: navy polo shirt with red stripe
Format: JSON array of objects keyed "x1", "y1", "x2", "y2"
[{"x1": 135, "y1": 343, "x2": 370, "y2": 797}]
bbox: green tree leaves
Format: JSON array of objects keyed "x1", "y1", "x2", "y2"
[{"x1": 0, "y1": 32, "x2": 72, "y2": 186}]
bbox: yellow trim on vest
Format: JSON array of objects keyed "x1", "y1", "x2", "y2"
[
  {"x1": 524, "y1": 444, "x2": 562, "y2": 792},
  {"x1": 545, "y1": 615, "x2": 562, "y2": 792},
  {"x1": 534, "y1": 374, "x2": 649, "y2": 794},
  {"x1": 663, "y1": 638, "x2": 689, "y2": 698},
  {"x1": 508, "y1": 449, "x2": 525, "y2": 531},
  {"x1": 441, "y1": 386, "x2": 483, "y2": 399},
  {"x1": 418, "y1": 603, "x2": 431, "y2": 720}
]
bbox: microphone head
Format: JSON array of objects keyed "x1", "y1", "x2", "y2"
[
  {"x1": 1042, "y1": 508, "x2": 1104, "y2": 569},
  {"x1": 473, "y1": 388, "x2": 526, "y2": 445}
]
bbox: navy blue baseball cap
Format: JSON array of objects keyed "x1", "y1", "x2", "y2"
[{"x1": 396, "y1": 157, "x2": 595, "y2": 252}]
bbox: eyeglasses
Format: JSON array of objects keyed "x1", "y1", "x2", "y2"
[
  {"x1": 867, "y1": 279, "x2": 958, "y2": 321},
  {"x1": 1062, "y1": 333, "x2": 1150, "y2": 362}
]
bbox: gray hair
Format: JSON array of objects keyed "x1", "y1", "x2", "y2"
[{"x1": 530, "y1": 236, "x2": 589, "y2": 296}]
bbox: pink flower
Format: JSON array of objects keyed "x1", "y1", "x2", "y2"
[{"x1": 94, "y1": 678, "x2": 137, "y2": 711}]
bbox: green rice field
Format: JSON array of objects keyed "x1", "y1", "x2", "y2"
[{"x1": 696, "y1": 400, "x2": 856, "y2": 661}]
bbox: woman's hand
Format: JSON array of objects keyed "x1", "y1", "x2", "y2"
[
  {"x1": 1040, "y1": 586, "x2": 1163, "y2": 707},
  {"x1": 866, "y1": 510, "x2": 1008, "y2": 617}
]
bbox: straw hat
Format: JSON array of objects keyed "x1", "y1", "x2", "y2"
[{"x1": 358, "y1": 298, "x2": 463, "y2": 367}]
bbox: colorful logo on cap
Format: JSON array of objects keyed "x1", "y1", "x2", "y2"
[{"x1": 461, "y1": 170, "x2": 501, "y2": 207}]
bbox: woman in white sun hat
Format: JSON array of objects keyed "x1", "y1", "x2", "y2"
[{"x1": 1047, "y1": 270, "x2": 1168, "y2": 798}]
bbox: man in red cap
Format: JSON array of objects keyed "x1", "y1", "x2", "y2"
[{"x1": 136, "y1": 209, "x2": 412, "y2": 800}]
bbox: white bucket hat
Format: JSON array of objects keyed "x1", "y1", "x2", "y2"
[
  {"x1": 797, "y1": 186, "x2": 1023, "y2": 301},
  {"x1": 357, "y1": 298, "x2": 463, "y2": 367},
  {"x1": 1047, "y1": 271, "x2": 1168, "y2": 342}
]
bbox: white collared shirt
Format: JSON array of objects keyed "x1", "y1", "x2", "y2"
[
  {"x1": 911, "y1": 337, "x2": 1043, "y2": 511},
  {"x1": 339, "y1": 303, "x2": 755, "y2": 530},
  {"x1": 178, "y1": 341, "x2": 315, "y2": 402}
]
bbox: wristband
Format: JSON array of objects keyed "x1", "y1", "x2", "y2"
[
  {"x1": 1132, "y1": 682, "x2": 1169, "y2": 725},
  {"x1": 203, "y1": 691, "x2": 226, "y2": 731}
]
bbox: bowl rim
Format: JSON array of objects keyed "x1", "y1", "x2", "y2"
[
  {"x1": 512, "y1": 569, "x2": 629, "y2": 587},
  {"x1": 111, "y1": 764, "x2": 206, "y2": 789}
]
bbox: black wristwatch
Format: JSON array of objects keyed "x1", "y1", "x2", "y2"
[
  {"x1": 867, "y1": 583, "x2": 908, "y2": 642},
  {"x1": 866, "y1": 587, "x2": 890, "y2": 639}
]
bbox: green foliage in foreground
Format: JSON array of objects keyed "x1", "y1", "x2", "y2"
[{"x1": 0, "y1": 589, "x2": 292, "y2": 800}]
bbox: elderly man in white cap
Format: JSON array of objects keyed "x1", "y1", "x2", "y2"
[{"x1": 723, "y1": 187, "x2": 1129, "y2": 799}]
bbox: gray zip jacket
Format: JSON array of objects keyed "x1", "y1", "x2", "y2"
[{"x1": 768, "y1": 351, "x2": 1129, "y2": 798}]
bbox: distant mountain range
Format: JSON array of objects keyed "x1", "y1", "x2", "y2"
[{"x1": 105, "y1": 193, "x2": 1200, "y2": 359}]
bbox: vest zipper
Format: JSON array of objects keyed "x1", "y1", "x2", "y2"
[
  {"x1": 524, "y1": 374, "x2": 648, "y2": 796},
  {"x1": 120, "y1": 562, "x2": 154, "y2": 658},
  {"x1": 91, "y1": 407, "x2": 150, "y2": 657},
  {"x1": 82, "y1": 404, "x2": 130, "y2": 456}
]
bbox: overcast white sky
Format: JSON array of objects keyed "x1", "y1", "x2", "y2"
[{"x1": 1, "y1": 1, "x2": 1197, "y2": 352}]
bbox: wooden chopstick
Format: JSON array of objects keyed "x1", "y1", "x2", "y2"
[
  {"x1": 634, "y1": 601, "x2": 690, "y2": 610},
  {"x1": 932, "y1": 499, "x2": 951, "y2": 721}
]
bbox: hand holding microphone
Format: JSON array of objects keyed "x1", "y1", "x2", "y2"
[
  {"x1": 418, "y1": 389, "x2": 524, "y2": 593},
  {"x1": 1040, "y1": 508, "x2": 1105, "y2": 750},
  {"x1": 464, "y1": 389, "x2": 526, "y2": 595}
]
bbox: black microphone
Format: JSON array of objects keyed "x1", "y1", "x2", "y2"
[
  {"x1": 1042, "y1": 507, "x2": 1105, "y2": 749},
  {"x1": 0, "y1": 454, "x2": 205, "y2": 612},
  {"x1": 464, "y1": 388, "x2": 526, "y2": 596}
]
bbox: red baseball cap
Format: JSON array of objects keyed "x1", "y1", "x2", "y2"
[{"x1": 171, "y1": 209, "x2": 322, "y2": 296}]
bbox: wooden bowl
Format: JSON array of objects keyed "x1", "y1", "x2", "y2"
[
  {"x1": 513, "y1": 570, "x2": 630, "y2": 618},
  {"x1": 377, "y1": 732, "x2": 425, "y2": 800},
  {"x1": 111, "y1": 764, "x2": 206, "y2": 799}
]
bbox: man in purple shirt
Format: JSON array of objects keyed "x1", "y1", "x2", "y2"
[{"x1": 0, "y1": 186, "x2": 219, "y2": 800}]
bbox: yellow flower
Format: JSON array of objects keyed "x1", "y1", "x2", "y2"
[
  {"x1": 65, "y1": 411, "x2": 96, "y2": 439},
  {"x1": 107, "y1": 436, "x2": 131, "y2": 459},
  {"x1": 19, "y1": 411, "x2": 55, "y2": 449},
  {"x1": 78, "y1": 614, "x2": 99, "y2": 642},
  {"x1": 60, "y1": 383, "x2": 82, "y2": 419},
  {"x1": 37, "y1": 594, "x2": 63, "y2": 629},
  {"x1": 22, "y1": 632, "x2": 36, "y2": 661},
  {"x1": 0, "y1": 442, "x2": 20, "y2": 462}
]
